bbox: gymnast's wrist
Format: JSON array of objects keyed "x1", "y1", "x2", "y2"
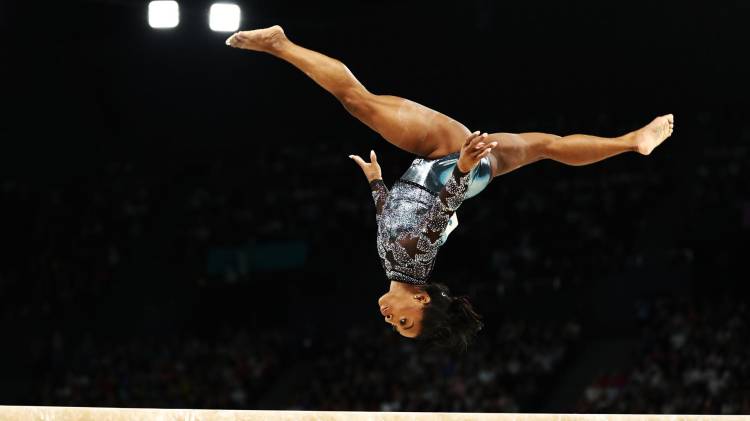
[{"x1": 369, "y1": 178, "x2": 383, "y2": 186}]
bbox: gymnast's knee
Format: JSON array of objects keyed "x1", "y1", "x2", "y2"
[
  {"x1": 339, "y1": 87, "x2": 373, "y2": 116},
  {"x1": 528, "y1": 133, "x2": 562, "y2": 160}
]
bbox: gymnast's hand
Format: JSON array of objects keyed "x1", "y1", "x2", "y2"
[
  {"x1": 457, "y1": 132, "x2": 496, "y2": 173},
  {"x1": 349, "y1": 150, "x2": 383, "y2": 183}
]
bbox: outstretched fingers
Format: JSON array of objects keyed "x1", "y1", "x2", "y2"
[
  {"x1": 464, "y1": 131, "x2": 482, "y2": 146},
  {"x1": 466, "y1": 133, "x2": 496, "y2": 157},
  {"x1": 477, "y1": 144, "x2": 495, "y2": 159},
  {"x1": 457, "y1": 132, "x2": 496, "y2": 172},
  {"x1": 349, "y1": 150, "x2": 382, "y2": 181},
  {"x1": 349, "y1": 154, "x2": 367, "y2": 169}
]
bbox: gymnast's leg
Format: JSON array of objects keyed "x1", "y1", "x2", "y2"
[
  {"x1": 486, "y1": 115, "x2": 675, "y2": 177},
  {"x1": 226, "y1": 26, "x2": 470, "y2": 159}
]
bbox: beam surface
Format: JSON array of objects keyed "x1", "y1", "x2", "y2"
[{"x1": 0, "y1": 407, "x2": 746, "y2": 421}]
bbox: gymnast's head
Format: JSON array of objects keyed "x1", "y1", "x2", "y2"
[{"x1": 378, "y1": 281, "x2": 483, "y2": 352}]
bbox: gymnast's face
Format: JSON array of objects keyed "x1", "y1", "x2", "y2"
[{"x1": 378, "y1": 285, "x2": 431, "y2": 338}]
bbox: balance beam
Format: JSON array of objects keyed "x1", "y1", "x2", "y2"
[{"x1": 0, "y1": 407, "x2": 746, "y2": 421}]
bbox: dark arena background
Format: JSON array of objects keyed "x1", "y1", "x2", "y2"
[{"x1": 1, "y1": 0, "x2": 749, "y2": 416}]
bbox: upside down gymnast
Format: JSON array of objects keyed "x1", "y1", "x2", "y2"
[{"x1": 225, "y1": 25, "x2": 675, "y2": 351}]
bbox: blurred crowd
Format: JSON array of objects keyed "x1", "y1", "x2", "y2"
[
  {"x1": 30, "y1": 319, "x2": 581, "y2": 411},
  {"x1": 578, "y1": 296, "x2": 750, "y2": 414},
  {"x1": 290, "y1": 320, "x2": 582, "y2": 412},
  {"x1": 34, "y1": 330, "x2": 289, "y2": 409}
]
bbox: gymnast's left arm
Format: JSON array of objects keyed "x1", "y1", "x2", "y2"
[
  {"x1": 417, "y1": 132, "x2": 496, "y2": 244},
  {"x1": 349, "y1": 150, "x2": 388, "y2": 219}
]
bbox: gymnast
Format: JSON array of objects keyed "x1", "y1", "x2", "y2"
[{"x1": 225, "y1": 26, "x2": 674, "y2": 351}]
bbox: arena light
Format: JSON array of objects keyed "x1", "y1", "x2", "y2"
[
  {"x1": 209, "y1": 3, "x2": 241, "y2": 32},
  {"x1": 148, "y1": 1, "x2": 179, "y2": 29}
]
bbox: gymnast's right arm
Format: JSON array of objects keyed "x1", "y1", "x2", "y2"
[{"x1": 349, "y1": 150, "x2": 387, "y2": 219}]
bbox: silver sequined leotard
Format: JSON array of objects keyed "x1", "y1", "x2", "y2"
[{"x1": 370, "y1": 152, "x2": 493, "y2": 285}]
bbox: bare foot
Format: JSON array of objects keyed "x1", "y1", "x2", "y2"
[
  {"x1": 631, "y1": 114, "x2": 675, "y2": 155},
  {"x1": 225, "y1": 25, "x2": 287, "y2": 53}
]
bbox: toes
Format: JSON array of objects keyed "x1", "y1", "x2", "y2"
[{"x1": 227, "y1": 33, "x2": 242, "y2": 47}]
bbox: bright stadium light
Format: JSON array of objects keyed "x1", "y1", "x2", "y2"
[
  {"x1": 209, "y1": 3, "x2": 241, "y2": 32},
  {"x1": 148, "y1": 1, "x2": 179, "y2": 29}
]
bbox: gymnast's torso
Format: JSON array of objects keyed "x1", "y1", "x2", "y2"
[{"x1": 369, "y1": 152, "x2": 493, "y2": 285}]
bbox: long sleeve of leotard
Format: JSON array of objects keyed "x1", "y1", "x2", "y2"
[
  {"x1": 396, "y1": 166, "x2": 471, "y2": 262},
  {"x1": 369, "y1": 179, "x2": 389, "y2": 222},
  {"x1": 418, "y1": 166, "x2": 471, "y2": 242}
]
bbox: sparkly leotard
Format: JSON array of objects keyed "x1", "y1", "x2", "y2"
[{"x1": 369, "y1": 152, "x2": 493, "y2": 285}]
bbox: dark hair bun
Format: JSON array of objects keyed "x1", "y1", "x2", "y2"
[{"x1": 418, "y1": 284, "x2": 483, "y2": 353}]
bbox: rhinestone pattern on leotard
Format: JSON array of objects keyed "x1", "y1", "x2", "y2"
[{"x1": 369, "y1": 166, "x2": 471, "y2": 285}]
